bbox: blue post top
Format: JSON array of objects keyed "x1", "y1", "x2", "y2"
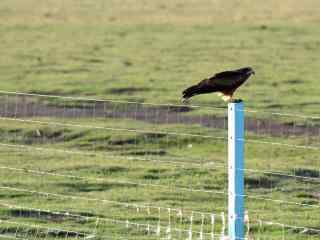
[
  {"x1": 228, "y1": 100, "x2": 244, "y2": 111},
  {"x1": 228, "y1": 101, "x2": 244, "y2": 135}
]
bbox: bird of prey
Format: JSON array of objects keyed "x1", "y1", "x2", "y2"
[{"x1": 182, "y1": 67, "x2": 255, "y2": 103}]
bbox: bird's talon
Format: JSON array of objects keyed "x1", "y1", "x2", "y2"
[{"x1": 181, "y1": 98, "x2": 190, "y2": 104}]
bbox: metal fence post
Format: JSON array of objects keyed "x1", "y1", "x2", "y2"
[{"x1": 228, "y1": 101, "x2": 245, "y2": 240}]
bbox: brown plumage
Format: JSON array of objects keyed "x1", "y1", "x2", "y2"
[{"x1": 182, "y1": 67, "x2": 255, "y2": 102}]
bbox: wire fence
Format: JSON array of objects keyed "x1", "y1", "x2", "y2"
[{"x1": 0, "y1": 91, "x2": 319, "y2": 239}]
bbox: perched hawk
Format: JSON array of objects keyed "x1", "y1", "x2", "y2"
[{"x1": 182, "y1": 67, "x2": 255, "y2": 102}]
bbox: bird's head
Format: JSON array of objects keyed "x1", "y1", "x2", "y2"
[{"x1": 242, "y1": 67, "x2": 255, "y2": 75}]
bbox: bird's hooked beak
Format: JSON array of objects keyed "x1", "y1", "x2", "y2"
[{"x1": 250, "y1": 70, "x2": 255, "y2": 75}]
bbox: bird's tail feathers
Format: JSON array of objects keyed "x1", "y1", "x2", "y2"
[{"x1": 182, "y1": 83, "x2": 202, "y2": 102}]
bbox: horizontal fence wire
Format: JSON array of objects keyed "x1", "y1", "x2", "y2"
[
  {"x1": 0, "y1": 165, "x2": 318, "y2": 209},
  {"x1": 0, "y1": 141, "x2": 318, "y2": 184},
  {"x1": 0, "y1": 186, "x2": 318, "y2": 240},
  {"x1": 1, "y1": 90, "x2": 320, "y2": 120},
  {"x1": 0, "y1": 219, "x2": 89, "y2": 240},
  {"x1": 0, "y1": 116, "x2": 224, "y2": 140},
  {"x1": 0, "y1": 90, "x2": 227, "y2": 111},
  {"x1": 1, "y1": 116, "x2": 319, "y2": 151},
  {"x1": 0, "y1": 201, "x2": 228, "y2": 240}
]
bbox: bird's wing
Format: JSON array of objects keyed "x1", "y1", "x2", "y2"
[
  {"x1": 182, "y1": 72, "x2": 239, "y2": 99},
  {"x1": 208, "y1": 70, "x2": 243, "y2": 87},
  {"x1": 182, "y1": 69, "x2": 249, "y2": 100}
]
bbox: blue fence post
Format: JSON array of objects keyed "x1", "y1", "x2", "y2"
[{"x1": 228, "y1": 101, "x2": 245, "y2": 240}]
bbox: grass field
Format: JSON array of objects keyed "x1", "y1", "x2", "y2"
[
  {"x1": 1, "y1": 0, "x2": 320, "y2": 113},
  {"x1": 0, "y1": 1, "x2": 319, "y2": 239}
]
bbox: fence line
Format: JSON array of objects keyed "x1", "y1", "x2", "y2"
[
  {"x1": 0, "y1": 142, "x2": 220, "y2": 168},
  {"x1": 0, "y1": 201, "x2": 227, "y2": 239},
  {"x1": 0, "y1": 90, "x2": 227, "y2": 111},
  {"x1": 1, "y1": 199, "x2": 319, "y2": 240},
  {"x1": 1, "y1": 166, "x2": 319, "y2": 209},
  {"x1": 242, "y1": 167, "x2": 320, "y2": 182},
  {"x1": 1, "y1": 115, "x2": 318, "y2": 151},
  {"x1": 0, "y1": 117, "x2": 224, "y2": 140},
  {"x1": 0, "y1": 219, "x2": 88, "y2": 239},
  {"x1": 244, "y1": 109, "x2": 320, "y2": 120},
  {"x1": 0, "y1": 180, "x2": 227, "y2": 201},
  {"x1": 0, "y1": 235, "x2": 28, "y2": 240},
  {"x1": 255, "y1": 219, "x2": 320, "y2": 234},
  {"x1": 243, "y1": 138, "x2": 320, "y2": 151},
  {"x1": 0, "y1": 178, "x2": 215, "y2": 216},
  {"x1": 1, "y1": 90, "x2": 320, "y2": 120},
  {"x1": 1, "y1": 142, "x2": 319, "y2": 184}
]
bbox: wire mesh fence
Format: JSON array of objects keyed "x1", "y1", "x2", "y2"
[{"x1": 0, "y1": 91, "x2": 319, "y2": 239}]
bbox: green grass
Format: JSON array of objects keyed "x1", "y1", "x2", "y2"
[
  {"x1": 0, "y1": 0, "x2": 320, "y2": 114},
  {"x1": 0, "y1": 1, "x2": 319, "y2": 239}
]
